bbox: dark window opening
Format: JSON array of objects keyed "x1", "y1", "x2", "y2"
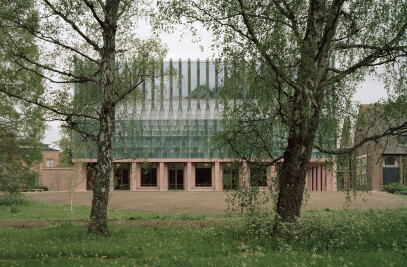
[
  {"x1": 385, "y1": 157, "x2": 396, "y2": 166},
  {"x1": 114, "y1": 163, "x2": 130, "y2": 190},
  {"x1": 250, "y1": 165, "x2": 268, "y2": 187},
  {"x1": 223, "y1": 163, "x2": 239, "y2": 190},
  {"x1": 141, "y1": 163, "x2": 157, "y2": 187},
  {"x1": 196, "y1": 163, "x2": 212, "y2": 187}
]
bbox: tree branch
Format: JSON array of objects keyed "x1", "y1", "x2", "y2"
[{"x1": 42, "y1": 0, "x2": 101, "y2": 52}]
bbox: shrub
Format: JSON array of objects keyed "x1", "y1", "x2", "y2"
[
  {"x1": 382, "y1": 183, "x2": 407, "y2": 194},
  {"x1": 0, "y1": 193, "x2": 28, "y2": 206},
  {"x1": 396, "y1": 190, "x2": 407, "y2": 195}
]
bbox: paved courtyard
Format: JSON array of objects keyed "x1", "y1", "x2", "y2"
[{"x1": 26, "y1": 191, "x2": 407, "y2": 215}]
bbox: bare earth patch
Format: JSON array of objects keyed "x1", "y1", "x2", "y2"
[{"x1": 26, "y1": 191, "x2": 407, "y2": 215}]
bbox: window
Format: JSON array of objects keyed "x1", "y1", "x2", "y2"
[
  {"x1": 46, "y1": 159, "x2": 54, "y2": 168},
  {"x1": 250, "y1": 165, "x2": 268, "y2": 187},
  {"x1": 141, "y1": 163, "x2": 157, "y2": 187},
  {"x1": 223, "y1": 163, "x2": 239, "y2": 190},
  {"x1": 384, "y1": 157, "x2": 397, "y2": 167},
  {"x1": 195, "y1": 163, "x2": 212, "y2": 187}
]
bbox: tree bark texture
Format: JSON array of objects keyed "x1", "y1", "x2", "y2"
[
  {"x1": 88, "y1": 0, "x2": 119, "y2": 236},
  {"x1": 273, "y1": 0, "x2": 342, "y2": 235}
]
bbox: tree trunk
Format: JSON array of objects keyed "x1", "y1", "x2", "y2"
[
  {"x1": 272, "y1": 0, "x2": 338, "y2": 236},
  {"x1": 88, "y1": 0, "x2": 119, "y2": 236}
]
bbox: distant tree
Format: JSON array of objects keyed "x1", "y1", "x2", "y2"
[{"x1": 0, "y1": 0, "x2": 45, "y2": 203}]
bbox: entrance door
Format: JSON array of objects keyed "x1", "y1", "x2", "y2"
[
  {"x1": 383, "y1": 168, "x2": 399, "y2": 185},
  {"x1": 169, "y1": 163, "x2": 184, "y2": 190}
]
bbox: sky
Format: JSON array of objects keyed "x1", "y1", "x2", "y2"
[{"x1": 42, "y1": 26, "x2": 390, "y2": 148}]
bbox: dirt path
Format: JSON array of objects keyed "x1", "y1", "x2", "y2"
[{"x1": 26, "y1": 191, "x2": 407, "y2": 215}]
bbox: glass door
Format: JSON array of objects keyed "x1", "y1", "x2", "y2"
[{"x1": 168, "y1": 163, "x2": 184, "y2": 190}]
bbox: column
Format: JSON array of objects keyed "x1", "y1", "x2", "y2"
[
  {"x1": 77, "y1": 164, "x2": 87, "y2": 191},
  {"x1": 306, "y1": 168, "x2": 312, "y2": 191},
  {"x1": 110, "y1": 167, "x2": 114, "y2": 191},
  {"x1": 129, "y1": 162, "x2": 137, "y2": 191},
  {"x1": 332, "y1": 161, "x2": 337, "y2": 191},
  {"x1": 317, "y1": 165, "x2": 322, "y2": 191},
  {"x1": 321, "y1": 165, "x2": 326, "y2": 191},
  {"x1": 185, "y1": 162, "x2": 192, "y2": 190},
  {"x1": 313, "y1": 166, "x2": 317, "y2": 191},
  {"x1": 136, "y1": 163, "x2": 142, "y2": 189},
  {"x1": 326, "y1": 165, "x2": 333, "y2": 191},
  {"x1": 268, "y1": 165, "x2": 278, "y2": 191},
  {"x1": 214, "y1": 162, "x2": 222, "y2": 191},
  {"x1": 159, "y1": 162, "x2": 167, "y2": 191},
  {"x1": 241, "y1": 161, "x2": 250, "y2": 187}
]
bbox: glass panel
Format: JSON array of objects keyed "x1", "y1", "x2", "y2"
[
  {"x1": 141, "y1": 163, "x2": 157, "y2": 187},
  {"x1": 250, "y1": 165, "x2": 268, "y2": 187},
  {"x1": 169, "y1": 168, "x2": 184, "y2": 189},
  {"x1": 223, "y1": 163, "x2": 239, "y2": 190},
  {"x1": 162, "y1": 62, "x2": 171, "y2": 99},
  {"x1": 172, "y1": 62, "x2": 180, "y2": 99},
  {"x1": 208, "y1": 62, "x2": 216, "y2": 98},
  {"x1": 195, "y1": 163, "x2": 212, "y2": 187},
  {"x1": 181, "y1": 62, "x2": 188, "y2": 99},
  {"x1": 114, "y1": 163, "x2": 130, "y2": 190},
  {"x1": 385, "y1": 157, "x2": 396, "y2": 166},
  {"x1": 190, "y1": 61, "x2": 197, "y2": 98}
]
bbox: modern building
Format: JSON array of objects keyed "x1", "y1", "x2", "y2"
[{"x1": 74, "y1": 59, "x2": 337, "y2": 192}]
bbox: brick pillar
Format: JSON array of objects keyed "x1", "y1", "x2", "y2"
[
  {"x1": 191, "y1": 163, "x2": 196, "y2": 188},
  {"x1": 76, "y1": 164, "x2": 87, "y2": 191},
  {"x1": 185, "y1": 162, "x2": 192, "y2": 190},
  {"x1": 129, "y1": 162, "x2": 136, "y2": 191},
  {"x1": 214, "y1": 162, "x2": 221, "y2": 191},
  {"x1": 306, "y1": 168, "x2": 312, "y2": 191},
  {"x1": 241, "y1": 161, "x2": 250, "y2": 187},
  {"x1": 267, "y1": 165, "x2": 278, "y2": 190},
  {"x1": 326, "y1": 165, "x2": 333, "y2": 191},
  {"x1": 110, "y1": 166, "x2": 114, "y2": 191},
  {"x1": 332, "y1": 161, "x2": 337, "y2": 191},
  {"x1": 321, "y1": 165, "x2": 326, "y2": 191},
  {"x1": 159, "y1": 162, "x2": 167, "y2": 191},
  {"x1": 312, "y1": 167, "x2": 317, "y2": 191},
  {"x1": 317, "y1": 165, "x2": 321, "y2": 191}
]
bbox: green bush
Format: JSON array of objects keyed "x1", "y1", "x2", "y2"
[
  {"x1": 0, "y1": 193, "x2": 28, "y2": 206},
  {"x1": 382, "y1": 183, "x2": 407, "y2": 194},
  {"x1": 396, "y1": 190, "x2": 407, "y2": 195}
]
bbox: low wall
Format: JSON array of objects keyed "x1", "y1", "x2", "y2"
[{"x1": 40, "y1": 167, "x2": 87, "y2": 191}]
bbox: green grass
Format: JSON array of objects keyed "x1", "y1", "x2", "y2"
[
  {"x1": 0, "y1": 205, "x2": 406, "y2": 266},
  {"x1": 0, "y1": 200, "x2": 214, "y2": 221}
]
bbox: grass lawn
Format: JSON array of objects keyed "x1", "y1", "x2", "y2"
[
  {"x1": 0, "y1": 201, "x2": 406, "y2": 266},
  {"x1": 0, "y1": 201, "x2": 210, "y2": 221}
]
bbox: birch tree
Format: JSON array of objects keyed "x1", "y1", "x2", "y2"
[
  {"x1": 0, "y1": 0, "x2": 166, "y2": 236},
  {"x1": 158, "y1": 0, "x2": 407, "y2": 234}
]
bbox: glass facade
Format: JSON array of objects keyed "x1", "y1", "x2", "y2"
[{"x1": 75, "y1": 59, "x2": 236, "y2": 159}]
